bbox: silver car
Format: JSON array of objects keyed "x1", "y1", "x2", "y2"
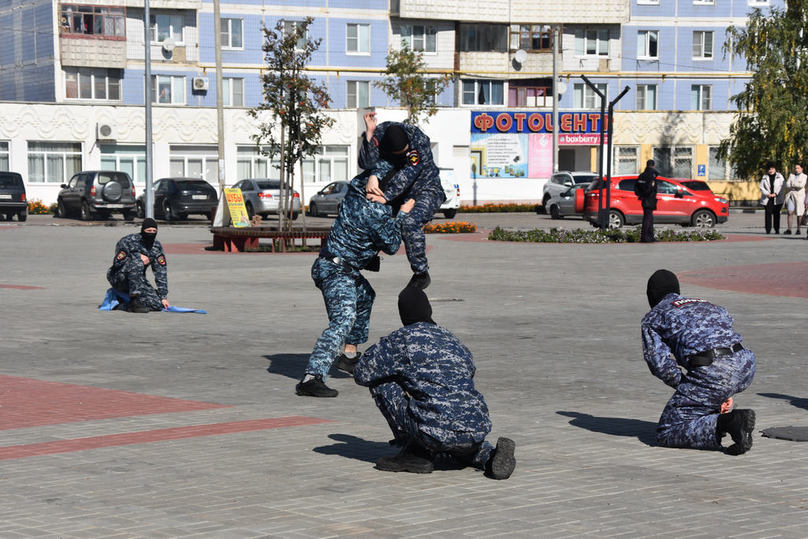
[
  {"x1": 545, "y1": 182, "x2": 591, "y2": 219},
  {"x1": 540, "y1": 171, "x2": 598, "y2": 214},
  {"x1": 308, "y1": 181, "x2": 348, "y2": 217},
  {"x1": 232, "y1": 179, "x2": 301, "y2": 220}
]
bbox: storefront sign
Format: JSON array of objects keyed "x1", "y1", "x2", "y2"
[{"x1": 471, "y1": 111, "x2": 610, "y2": 134}]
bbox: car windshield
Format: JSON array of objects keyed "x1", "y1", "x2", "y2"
[
  {"x1": 0, "y1": 173, "x2": 23, "y2": 188},
  {"x1": 177, "y1": 180, "x2": 213, "y2": 191},
  {"x1": 573, "y1": 174, "x2": 597, "y2": 184},
  {"x1": 256, "y1": 181, "x2": 281, "y2": 190},
  {"x1": 97, "y1": 172, "x2": 131, "y2": 186}
]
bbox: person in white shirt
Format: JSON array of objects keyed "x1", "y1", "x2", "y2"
[{"x1": 783, "y1": 164, "x2": 806, "y2": 235}]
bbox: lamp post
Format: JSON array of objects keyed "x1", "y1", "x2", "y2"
[{"x1": 144, "y1": 0, "x2": 154, "y2": 219}]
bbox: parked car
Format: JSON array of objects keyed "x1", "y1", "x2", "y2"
[
  {"x1": 0, "y1": 172, "x2": 27, "y2": 221},
  {"x1": 580, "y1": 175, "x2": 729, "y2": 229},
  {"x1": 439, "y1": 167, "x2": 460, "y2": 218},
  {"x1": 308, "y1": 181, "x2": 348, "y2": 217},
  {"x1": 546, "y1": 182, "x2": 591, "y2": 220},
  {"x1": 232, "y1": 178, "x2": 301, "y2": 220},
  {"x1": 57, "y1": 170, "x2": 137, "y2": 220},
  {"x1": 539, "y1": 171, "x2": 598, "y2": 214},
  {"x1": 136, "y1": 178, "x2": 218, "y2": 221}
]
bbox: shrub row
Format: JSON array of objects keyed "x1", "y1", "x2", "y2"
[
  {"x1": 459, "y1": 203, "x2": 538, "y2": 213},
  {"x1": 488, "y1": 226, "x2": 725, "y2": 243},
  {"x1": 424, "y1": 221, "x2": 477, "y2": 234}
]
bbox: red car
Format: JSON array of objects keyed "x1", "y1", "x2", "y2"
[{"x1": 578, "y1": 175, "x2": 729, "y2": 229}]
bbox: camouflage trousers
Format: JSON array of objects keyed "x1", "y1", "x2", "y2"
[
  {"x1": 370, "y1": 381, "x2": 494, "y2": 469},
  {"x1": 305, "y1": 257, "x2": 375, "y2": 379},
  {"x1": 657, "y1": 348, "x2": 756, "y2": 450},
  {"x1": 400, "y1": 190, "x2": 444, "y2": 274},
  {"x1": 106, "y1": 258, "x2": 163, "y2": 311}
]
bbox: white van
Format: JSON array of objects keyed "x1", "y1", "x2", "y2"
[{"x1": 439, "y1": 168, "x2": 460, "y2": 218}]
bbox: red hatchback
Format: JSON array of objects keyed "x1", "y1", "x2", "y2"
[{"x1": 579, "y1": 175, "x2": 729, "y2": 229}]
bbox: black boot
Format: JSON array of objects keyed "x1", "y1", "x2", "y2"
[
  {"x1": 407, "y1": 271, "x2": 431, "y2": 289},
  {"x1": 335, "y1": 351, "x2": 361, "y2": 375},
  {"x1": 717, "y1": 409, "x2": 755, "y2": 455},
  {"x1": 295, "y1": 374, "x2": 338, "y2": 397},
  {"x1": 128, "y1": 297, "x2": 150, "y2": 313},
  {"x1": 484, "y1": 437, "x2": 516, "y2": 480},
  {"x1": 375, "y1": 443, "x2": 434, "y2": 473}
]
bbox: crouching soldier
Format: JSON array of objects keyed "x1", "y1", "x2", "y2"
[
  {"x1": 296, "y1": 173, "x2": 415, "y2": 398},
  {"x1": 642, "y1": 269, "x2": 756, "y2": 455},
  {"x1": 106, "y1": 218, "x2": 170, "y2": 313},
  {"x1": 353, "y1": 287, "x2": 516, "y2": 479}
]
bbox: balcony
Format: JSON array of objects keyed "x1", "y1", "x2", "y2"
[{"x1": 395, "y1": 0, "x2": 628, "y2": 24}]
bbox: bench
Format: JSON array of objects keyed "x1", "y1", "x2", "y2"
[{"x1": 210, "y1": 226, "x2": 330, "y2": 253}]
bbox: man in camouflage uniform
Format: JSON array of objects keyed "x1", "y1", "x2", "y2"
[
  {"x1": 296, "y1": 173, "x2": 415, "y2": 398},
  {"x1": 106, "y1": 218, "x2": 170, "y2": 313},
  {"x1": 353, "y1": 286, "x2": 516, "y2": 479},
  {"x1": 642, "y1": 269, "x2": 756, "y2": 455},
  {"x1": 358, "y1": 112, "x2": 446, "y2": 289}
]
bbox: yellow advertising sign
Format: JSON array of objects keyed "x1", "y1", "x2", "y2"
[{"x1": 224, "y1": 188, "x2": 250, "y2": 228}]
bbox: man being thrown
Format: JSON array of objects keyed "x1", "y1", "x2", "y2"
[
  {"x1": 296, "y1": 172, "x2": 415, "y2": 398},
  {"x1": 106, "y1": 218, "x2": 170, "y2": 313},
  {"x1": 353, "y1": 287, "x2": 516, "y2": 479},
  {"x1": 642, "y1": 269, "x2": 756, "y2": 455},
  {"x1": 358, "y1": 112, "x2": 446, "y2": 289}
]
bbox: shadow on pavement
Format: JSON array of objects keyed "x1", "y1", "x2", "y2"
[
  {"x1": 264, "y1": 353, "x2": 351, "y2": 380},
  {"x1": 313, "y1": 433, "x2": 393, "y2": 463},
  {"x1": 758, "y1": 392, "x2": 808, "y2": 411},
  {"x1": 557, "y1": 411, "x2": 657, "y2": 446}
]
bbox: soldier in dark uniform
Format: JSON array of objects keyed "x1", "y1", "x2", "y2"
[
  {"x1": 353, "y1": 287, "x2": 516, "y2": 479},
  {"x1": 642, "y1": 269, "x2": 757, "y2": 455},
  {"x1": 358, "y1": 112, "x2": 446, "y2": 289},
  {"x1": 635, "y1": 159, "x2": 658, "y2": 242},
  {"x1": 296, "y1": 173, "x2": 415, "y2": 398},
  {"x1": 106, "y1": 218, "x2": 170, "y2": 313}
]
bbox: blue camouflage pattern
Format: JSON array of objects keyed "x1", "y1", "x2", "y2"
[
  {"x1": 354, "y1": 322, "x2": 494, "y2": 468},
  {"x1": 359, "y1": 122, "x2": 446, "y2": 273},
  {"x1": 642, "y1": 293, "x2": 756, "y2": 449},
  {"x1": 106, "y1": 233, "x2": 167, "y2": 311},
  {"x1": 304, "y1": 178, "x2": 408, "y2": 379}
]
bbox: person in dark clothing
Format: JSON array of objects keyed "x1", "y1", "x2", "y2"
[
  {"x1": 635, "y1": 160, "x2": 658, "y2": 242},
  {"x1": 353, "y1": 287, "x2": 516, "y2": 479},
  {"x1": 759, "y1": 163, "x2": 785, "y2": 234}
]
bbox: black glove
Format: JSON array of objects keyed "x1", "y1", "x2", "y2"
[{"x1": 364, "y1": 255, "x2": 381, "y2": 272}]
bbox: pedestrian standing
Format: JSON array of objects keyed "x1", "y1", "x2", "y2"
[
  {"x1": 783, "y1": 164, "x2": 806, "y2": 235},
  {"x1": 634, "y1": 159, "x2": 658, "y2": 242},
  {"x1": 760, "y1": 163, "x2": 785, "y2": 234}
]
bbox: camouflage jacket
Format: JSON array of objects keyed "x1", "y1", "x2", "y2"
[{"x1": 109, "y1": 233, "x2": 168, "y2": 298}]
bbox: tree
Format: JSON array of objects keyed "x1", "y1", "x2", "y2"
[
  {"x1": 375, "y1": 45, "x2": 451, "y2": 125},
  {"x1": 720, "y1": 2, "x2": 808, "y2": 178},
  {"x1": 249, "y1": 17, "x2": 334, "y2": 231}
]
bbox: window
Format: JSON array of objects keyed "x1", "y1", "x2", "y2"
[
  {"x1": 574, "y1": 28, "x2": 609, "y2": 56},
  {"x1": 748, "y1": 0, "x2": 769, "y2": 5},
  {"x1": 653, "y1": 146, "x2": 693, "y2": 177},
  {"x1": 616, "y1": 146, "x2": 639, "y2": 174},
  {"x1": 459, "y1": 24, "x2": 508, "y2": 52},
  {"x1": 346, "y1": 81, "x2": 370, "y2": 108},
  {"x1": 708, "y1": 147, "x2": 728, "y2": 180},
  {"x1": 152, "y1": 75, "x2": 186, "y2": 105},
  {"x1": 508, "y1": 82, "x2": 552, "y2": 107},
  {"x1": 222, "y1": 78, "x2": 244, "y2": 107},
  {"x1": 60, "y1": 5, "x2": 125, "y2": 38},
  {"x1": 237, "y1": 147, "x2": 279, "y2": 180},
  {"x1": 236, "y1": 145, "x2": 348, "y2": 184},
  {"x1": 347, "y1": 23, "x2": 370, "y2": 54},
  {"x1": 637, "y1": 0, "x2": 660, "y2": 4},
  {"x1": 637, "y1": 30, "x2": 659, "y2": 59},
  {"x1": 401, "y1": 25, "x2": 436, "y2": 53},
  {"x1": 636, "y1": 84, "x2": 657, "y2": 110},
  {"x1": 282, "y1": 20, "x2": 307, "y2": 51},
  {"x1": 692, "y1": 31, "x2": 714, "y2": 59},
  {"x1": 509, "y1": 24, "x2": 552, "y2": 52},
  {"x1": 462, "y1": 80, "x2": 504, "y2": 105},
  {"x1": 100, "y1": 145, "x2": 146, "y2": 184},
  {"x1": 64, "y1": 68, "x2": 121, "y2": 101},
  {"x1": 221, "y1": 18, "x2": 243, "y2": 49},
  {"x1": 573, "y1": 83, "x2": 607, "y2": 108},
  {"x1": 169, "y1": 146, "x2": 218, "y2": 183},
  {"x1": 0, "y1": 142, "x2": 8, "y2": 171},
  {"x1": 693, "y1": 0, "x2": 715, "y2": 4},
  {"x1": 27, "y1": 142, "x2": 82, "y2": 184},
  {"x1": 691, "y1": 84, "x2": 712, "y2": 110},
  {"x1": 152, "y1": 13, "x2": 183, "y2": 44}
]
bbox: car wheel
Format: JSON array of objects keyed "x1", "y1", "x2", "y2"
[
  {"x1": 136, "y1": 201, "x2": 145, "y2": 219},
  {"x1": 443, "y1": 209, "x2": 457, "y2": 219},
  {"x1": 245, "y1": 202, "x2": 254, "y2": 219},
  {"x1": 178, "y1": 213, "x2": 188, "y2": 221},
  {"x1": 81, "y1": 200, "x2": 94, "y2": 221},
  {"x1": 57, "y1": 199, "x2": 68, "y2": 218},
  {"x1": 608, "y1": 210, "x2": 624, "y2": 229},
  {"x1": 162, "y1": 199, "x2": 175, "y2": 221},
  {"x1": 549, "y1": 205, "x2": 561, "y2": 220},
  {"x1": 691, "y1": 209, "x2": 716, "y2": 228},
  {"x1": 309, "y1": 203, "x2": 319, "y2": 217},
  {"x1": 18, "y1": 209, "x2": 27, "y2": 222},
  {"x1": 539, "y1": 194, "x2": 550, "y2": 214}
]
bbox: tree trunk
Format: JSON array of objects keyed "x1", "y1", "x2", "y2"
[{"x1": 278, "y1": 120, "x2": 286, "y2": 232}]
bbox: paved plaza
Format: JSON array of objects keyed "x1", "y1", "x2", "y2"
[{"x1": 1, "y1": 211, "x2": 808, "y2": 537}]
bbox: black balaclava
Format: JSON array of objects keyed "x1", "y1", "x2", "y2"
[
  {"x1": 381, "y1": 125, "x2": 410, "y2": 169},
  {"x1": 398, "y1": 286, "x2": 435, "y2": 326},
  {"x1": 646, "y1": 269, "x2": 680, "y2": 308},
  {"x1": 141, "y1": 218, "x2": 158, "y2": 249}
]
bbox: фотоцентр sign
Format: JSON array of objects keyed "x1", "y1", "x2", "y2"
[{"x1": 471, "y1": 111, "x2": 610, "y2": 134}]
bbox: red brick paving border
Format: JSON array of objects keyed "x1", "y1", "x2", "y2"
[
  {"x1": 679, "y1": 261, "x2": 808, "y2": 298},
  {"x1": 0, "y1": 284, "x2": 45, "y2": 290}
]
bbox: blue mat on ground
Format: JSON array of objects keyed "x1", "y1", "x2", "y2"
[{"x1": 99, "y1": 288, "x2": 207, "y2": 314}]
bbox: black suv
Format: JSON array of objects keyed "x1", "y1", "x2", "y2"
[
  {"x1": 56, "y1": 171, "x2": 137, "y2": 220},
  {"x1": 0, "y1": 172, "x2": 27, "y2": 221},
  {"x1": 136, "y1": 178, "x2": 218, "y2": 221}
]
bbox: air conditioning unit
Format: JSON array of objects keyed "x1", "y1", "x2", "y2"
[
  {"x1": 192, "y1": 77, "x2": 209, "y2": 91},
  {"x1": 96, "y1": 123, "x2": 117, "y2": 141}
]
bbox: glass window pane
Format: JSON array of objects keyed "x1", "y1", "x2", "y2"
[
  {"x1": 637, "y1": 32, "x2": 645, "y2": 56},
  {"x1": 705, "y1": 32, "x2": 713, "y2": 57},
  {"x1": 358, "y1": 81, "x2": 369, "y2": 107},
  {"x1": 649, "y1": 32, "x2": 658, "y2": 57},
  {"x1": 303, "y1": 159, "x2": 315, "y2": 182},
  {"x1": 47, "y1": 155, "x2": 64, "y2": 183},
  {"x1": 101, "y1": 156, "x2": 116, "y2": 169},
  {"x1": 319, "y1": 159, "x2": 331, "y2": 183},
  {"x1": 136, "y1": 158, "x2": 146, "y2": 184},
  {"x1": 28, "y1": 155, "x2": 44, "y2": 182},
  {"x1": 204, "y1": 160, "x2": 217, "y2": 183},
  {"x1": 237, "y1": 159, "x2": 251, "y2": 180},
  {"x1": 491, "y1": 81, "x2": 503, "y2": 104},
  {"x1": 65, "y1": 71, "x2": 78, "y2": 98},
  {"x1": 222, "y1": 78, "x2": 231, "y2": 107},
  {"x1": 66, "y1": 154, "x2": 82, "y2": 180},
  {"x1": 172, "y1": 76, "x2": 185, "y2": 104},
  {"x1": 80, "y1": 73, "x2": 92, "y2": 99},
  {"x1": 462, "y1": 81, "x2": 475, "y2": 104},
  {"x1": 256, "y1": 159, "x2": 268, "y2": 177},
  {"x1": 157, "y1": 76, "x2": 171, "y2": 103},
  {"x1": 231, "y1": 19, "x2": 242, "y2": 48},
  {"x1": 170, "y1": 158, "x2": 184, "y2": 176},
  {"x1": 0, "y1": 155, "x2": 8, "y2": 172},
  {"x1": 360, "y1": 24, "x2": 369, "y2": 53},
  {"x1": 334, "y1": 158, "x2": 347, "y2": 182},
  {"x1": 94, "y1": 74, "x2": 106, "y2": 100},
  {"x1": 691, "y1": 86, "x2": 700, "y2": 110},
  {"x1": 233, "y1": 79, "x2": 243, "y2": 106},
  {"x1": 187, "y1": 158, "x2": 203, "y2": 178},
  {"x1": 426, "y1": 27, "x2": 436, "y2": 52}
]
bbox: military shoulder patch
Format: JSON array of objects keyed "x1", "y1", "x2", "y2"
[
  {"x1": 672, "y1": 298, "x2": 707, "y2": 308},
  {"x1": 157, "y1": 254, "x2": 166, "y2": 266},
  {"x1": 116, "y1": 250, "x2": 127, "y2": 261},
  {"x1": 407, "y1": 149, "x2": 420, "y2": 166}
]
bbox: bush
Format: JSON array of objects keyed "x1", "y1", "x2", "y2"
[
  {"x1": 424, "y1": 221, "x2": 477, "y2": 234},
  {"x1": 488, "y1": 226, "x2": 724, "y2": 243},
  {"x1": 27, "y1": 199, "x2": 52, "y2": 215},
  {"x1": 460, "y1": 203, "x2": 538, "y2": 213}
]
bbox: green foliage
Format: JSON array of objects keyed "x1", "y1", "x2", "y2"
[
  {"x1": 375, "y1": 46, "x2": 451, "y2": 125},
  {"x1": 720, "y1": 2, "x2": 808, "y2": 177},
  {"x1": 488, "y1": 226, "x2": 725, "y2": 243},
  {"x1": 460, "y1": 203, "x2": 538, "y2": 213}
]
